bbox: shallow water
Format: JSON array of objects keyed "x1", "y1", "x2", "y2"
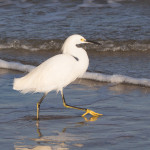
[
  {"x1": 0, "y1": 0, "x2": 150, "y2": 149},
  {"x1": 1, "y1": 70, "x2": 150, "y2": 150},
  {"x1": 0, "y1": 0, "x2": 150, "y2": 40}
]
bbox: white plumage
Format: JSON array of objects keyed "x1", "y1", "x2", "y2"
[
  {"x1": 13, "y1": 34, "x2": 89, "y2": 93},
  {"x1": 13, "y1": 34, "x2": 102, "y2": 120}
]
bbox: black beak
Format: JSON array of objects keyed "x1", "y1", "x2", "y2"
[{"x1": 86, "y1": 40, "x2": 101, "y2": 45}]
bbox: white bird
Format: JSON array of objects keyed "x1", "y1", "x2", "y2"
[{"x1": 13, "y1": 34, "x2": 102, "y2": 120}]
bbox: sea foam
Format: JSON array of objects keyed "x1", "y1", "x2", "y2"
[
  {"x1": 0, "y1": 59, "x2": 150, "y2": 87},
  {"x1": 79, "y1": 0, "x2": 136, "y2": 8},
  {"x1": 82, "y1": 72, "x2": 150, "y2": 87},
  {"x1": 0, "y1": 59, "x2": 34, "y2": 72}
]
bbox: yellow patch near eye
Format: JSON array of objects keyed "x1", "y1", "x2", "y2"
[{"x1": 81, "y1": 38, "x2": 85, "y2": 42}]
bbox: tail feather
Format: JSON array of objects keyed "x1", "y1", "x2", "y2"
[
  {"x1": 13, "y1": 78, "x2": 21, "y2": 91},
  {"x1": 13, "y1": 77, "x2": 35, "y2": 93}
]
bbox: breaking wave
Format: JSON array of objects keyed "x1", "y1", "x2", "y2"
[
  {"x1": 0, "y1": 39, "x2": 63, "y2": 52},
  {"x1": 83, "y1": 72, "x2": 150, "y2": 87},
  {"x1": 1, "y1": 59, "x2": 150, "y2": 87},
  {"x1": 0, "y1": 59, "x2": 34, "y2": 72},
  {"x1": 0, "y1": 39, "x2": 150, "y2": 52}
]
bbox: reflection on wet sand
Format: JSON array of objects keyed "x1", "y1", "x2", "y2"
[
  {"x1": 0, "y1": 69, "x2": 9, "y2": 75},
  {"x1": 15, "y1": 130, "x2": 83, "y2": 149},
  {"x1": 109, "y1": 84, "x2": 150, "y2": 95},
  {"x1": 73, "y1": 78, "x2": 107, "y2": 89},
  {"x1": 15, "y1": 115, "x2": 99, "y2": 150},
  {"x1": 15, "y1": 145, "x2": 52, "y2": 150},
  {"x1": 0, "y1": 68, "x2": 22, "y2": 75}
]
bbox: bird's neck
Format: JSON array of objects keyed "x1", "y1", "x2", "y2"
[
  {"x1": 62, "y1": 44, "x2": 89, "y2": 77},
  {"x1": 62, "y1": 45, "x2": 87, "y2": 59}
]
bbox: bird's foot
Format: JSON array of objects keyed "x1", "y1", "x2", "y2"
[
  {"x1": 83, "y1": 116, "x2": 99, "y2": 122},
  {"x1": 82, "y1": 109, "x2": 103, "y2": 117}
]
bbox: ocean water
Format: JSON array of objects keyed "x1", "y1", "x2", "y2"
[{"x1": 0, "y1": 0, "x2": 150, "y2": 149}]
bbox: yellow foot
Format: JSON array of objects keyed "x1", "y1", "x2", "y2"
[
  {"x1": 83, "y1": 116, "x2": 99, "y2": 122},
  {"x1": 82, "y1": 109, "x2": 103, "y2": 117}
]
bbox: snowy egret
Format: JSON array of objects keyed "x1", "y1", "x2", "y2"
[{"x1": 13, "y1": 34, "x2": 102, "y2": 120}]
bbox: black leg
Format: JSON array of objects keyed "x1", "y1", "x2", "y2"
[
  {"x1": 61, "y1": 90, "x2": 87, "y2": 111},
  {"x1": 37, "y1": 93, "x2": 48, "y2": 120}
]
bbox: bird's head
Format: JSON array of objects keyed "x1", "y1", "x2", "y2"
[{"x1": 61, "y1": 34, "x2": 101, "y2": 54}]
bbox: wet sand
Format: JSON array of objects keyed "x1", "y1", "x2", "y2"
[{"x1": 1, "y1": 69, "x2": 150, "y2": 150}]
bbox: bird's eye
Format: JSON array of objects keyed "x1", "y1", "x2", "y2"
[{"x1": 81, "y1": 38, "x2": 85, "y2": 42}]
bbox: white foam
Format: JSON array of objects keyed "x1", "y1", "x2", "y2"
[
  {"x1": 107, "y1": 0, "x2": 122, "y2": 7},
  {"x1": 79, "y1": 0, "x2": 108, "y2": 8},
  {"x1": 0, "y1": 59, "x2": 150, "y2": 87},
  {"x1": 0, "y1": 41, "x2": 48, "y2": 51},
  {"x1": 79, "y1": 0, "x2": 136, "y2": 8},
  {"x1": 83, "y1": 72, "x2": 150, "y2": 87},
  {"x1": 0, "y1": 59, "x2": 35, "y2": 72}
]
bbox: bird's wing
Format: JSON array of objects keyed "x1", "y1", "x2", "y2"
[{"x1": 13, "y1": 54, "x2": 79, "y2": 93}]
